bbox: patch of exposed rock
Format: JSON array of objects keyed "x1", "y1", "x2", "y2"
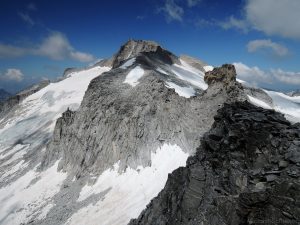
[
  {"x1": 129, "y1": 101, "x2": 300, "y2": 225},
  {"x1": 41, "y1": 63, "x2": 246, "y2": 177}
]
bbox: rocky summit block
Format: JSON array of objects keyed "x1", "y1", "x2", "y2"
[
  {"x1": 112, "y1": 39, "x2": 179, "y2": 68},
  {"x1": 204, "y1": 64, "x2": 236, "y2": 85},
  {"x1": 129, "y1": 101, "x2": 300, "y2": 225}
]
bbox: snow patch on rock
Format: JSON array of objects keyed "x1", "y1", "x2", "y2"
[
  {"x1": 247, "y1": 95, "x2": 272, "y2": 110},
  {"x1": 120, "y1": 58, "x2": 136, "y2": 69},
  {"x1": 171, "y1": 61, "x2": 208, "y2": 90},
  {"x1": 166, "y1": 82, "x2": 195, "y2": 98},
  {"x1": 203, "y1": 65, "x2": 214, "y2": 72},
  {"x1": 123, "y1": 66, "x2": 145, "y2": 87},
  {"x1": 66, "y1": 144, "x2": 189, "y2": 225}
]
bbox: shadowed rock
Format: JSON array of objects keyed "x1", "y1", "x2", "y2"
[{"x1": 129, "y1": 101, "x2": 300, "y2": 225}]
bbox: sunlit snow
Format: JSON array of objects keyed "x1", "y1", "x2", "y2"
[
  {"x1": 120, "y1": 58, "x2": 136, "y2": 69},
  {"x1": 171, "y1": 60, "x2": 208, "y2": 90},
  {"x1": 66, "y1": 144, "x2": 189, "y2": 225},
  {"x1": 166, "y1": 81, "x2": 195, "y2": 98},
  {"x1": 123, "y1": 66, "x2": 145, "y2": 87},
  {"x1": 247, "y1": 95, "x2": 273, "y2": 110},
  {"x1": 0, "y1": 66, "x2": 110, "y2": 224},
  {"x1": 203, "y1": 65, "x2": 214, "y2": 72},
  {"x1": 0, "y1": 161, "x2": 67, "y2": 224}
]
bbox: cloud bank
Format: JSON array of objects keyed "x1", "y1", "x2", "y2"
[
  {"x1": 234, "y1": 62, "x2": 300, "y2": 90},
  {"x1": 0, "y1": 32, "x2": 94, "y2": 62},
  {"x1": 221, "y1": 0, "x2": 300, "y2": 40},
  {"x1": 245, "y1": 0, "x2": 300, "y2": 40},
  {"x1": 0, "y1": 69, "x2": 24, "y2": 82},
  {"x1": 247, "y1": 39, "x2": 289, "y2": 57}
]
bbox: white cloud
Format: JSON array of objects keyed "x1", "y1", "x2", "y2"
[
  {"x1": 220, "y1": 0, "x2": 300, "y2": 40},
  {"x1": 247, "y1": 39, "x2": 289, "y2": 57},
  {"x1": 1, "y1": 69, "x2": 24, "y2": 82},
  {"x1": 245, "y1": 0, "x2": 300, "y2": 40},
  {"x1": 187, "y1": 0, "x2": 201, "y2": 7},
  {"x1": 18, "y1": 12, "x2": 35, "y2": 26},
  {"x1": 161, "y1": 0, "x2": 184, "y2": 22},
  {"x1": 70, "y1": 51, "x2": 94, "y2": 62},
  {"x1": 272, "y1": 69, "x2": 300, "y2": 85},
  {"x1": 234, "y1": 62, "x2": 300, "y2": 89},
  {"x1": 234, "y1": 62, "x2": 272, "y2": 86},
  {"x1": 35, "y1": 32, "x2": 73, "y2": 60},
  {"x1": 0, "y1": 44, "x2": 27, "y2": 58},
  {"x1": 0, "y1": 32, "x2": 94, "y2": 63},
  {"x1": 219, "y1": 16, "x2": 248, "y2": 33}
]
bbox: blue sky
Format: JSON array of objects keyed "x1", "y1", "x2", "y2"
[{"x1": 0, "y1": 0, "x2": 299, "y2": 93}]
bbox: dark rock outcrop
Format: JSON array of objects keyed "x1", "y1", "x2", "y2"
[
  {"x1": 204, "y1": 64, "x2": 236, "y2": 86},
  {"x1": 129, "y1": 101, "x2": 300, "y2": 225}
]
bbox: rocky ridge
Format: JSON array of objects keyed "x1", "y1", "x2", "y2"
[
  {"x1": 129, "y1": 101, "x2": 300, "y2": 225},
  {"x1": 41, "y1": 40, "x2": 247, "y2": 178}
]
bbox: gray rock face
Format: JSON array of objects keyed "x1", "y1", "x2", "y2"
[
  {"x1": 129, "y1": 101, "x2": 300, "y2": 225},
  {"x1": 42, "y1": 61, "x2": 246, "y2": 177},
  {"x1": 0, "y1": 80, "x2": 50, "y2": 118}
]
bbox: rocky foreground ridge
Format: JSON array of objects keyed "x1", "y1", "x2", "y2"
[{"x1": 129, "y1": 101, "x2": 300, "y2": 225}]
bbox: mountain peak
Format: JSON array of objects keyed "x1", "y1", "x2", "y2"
[{"x1": 111, "y1": 39, "x2": 178, "y2": 68}]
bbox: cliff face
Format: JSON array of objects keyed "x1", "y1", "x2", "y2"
[
  {"x1": 129, "y1": 101, "x2": 300, "y2": 225},
  {"x1": 41, "y1": 40, "x2": 246, "y2": 177}
]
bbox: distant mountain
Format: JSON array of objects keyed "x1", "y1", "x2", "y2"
[
  {"x1": 0, "y1": 40, "x2": 299, "y2": 225},
  {"x1": 286, "y1": 89, "x2": 300, "y2": 97},
  {"x1": 0, "y1": 80, "x2": 50, "y2": 118},
  {"x1": 0, "y1": 89, "x2": 11, "y2": 102}
]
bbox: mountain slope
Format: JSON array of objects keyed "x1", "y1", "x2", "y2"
[{"x1": 0, "y1": 66, "x2": 110, "y2": 224}]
